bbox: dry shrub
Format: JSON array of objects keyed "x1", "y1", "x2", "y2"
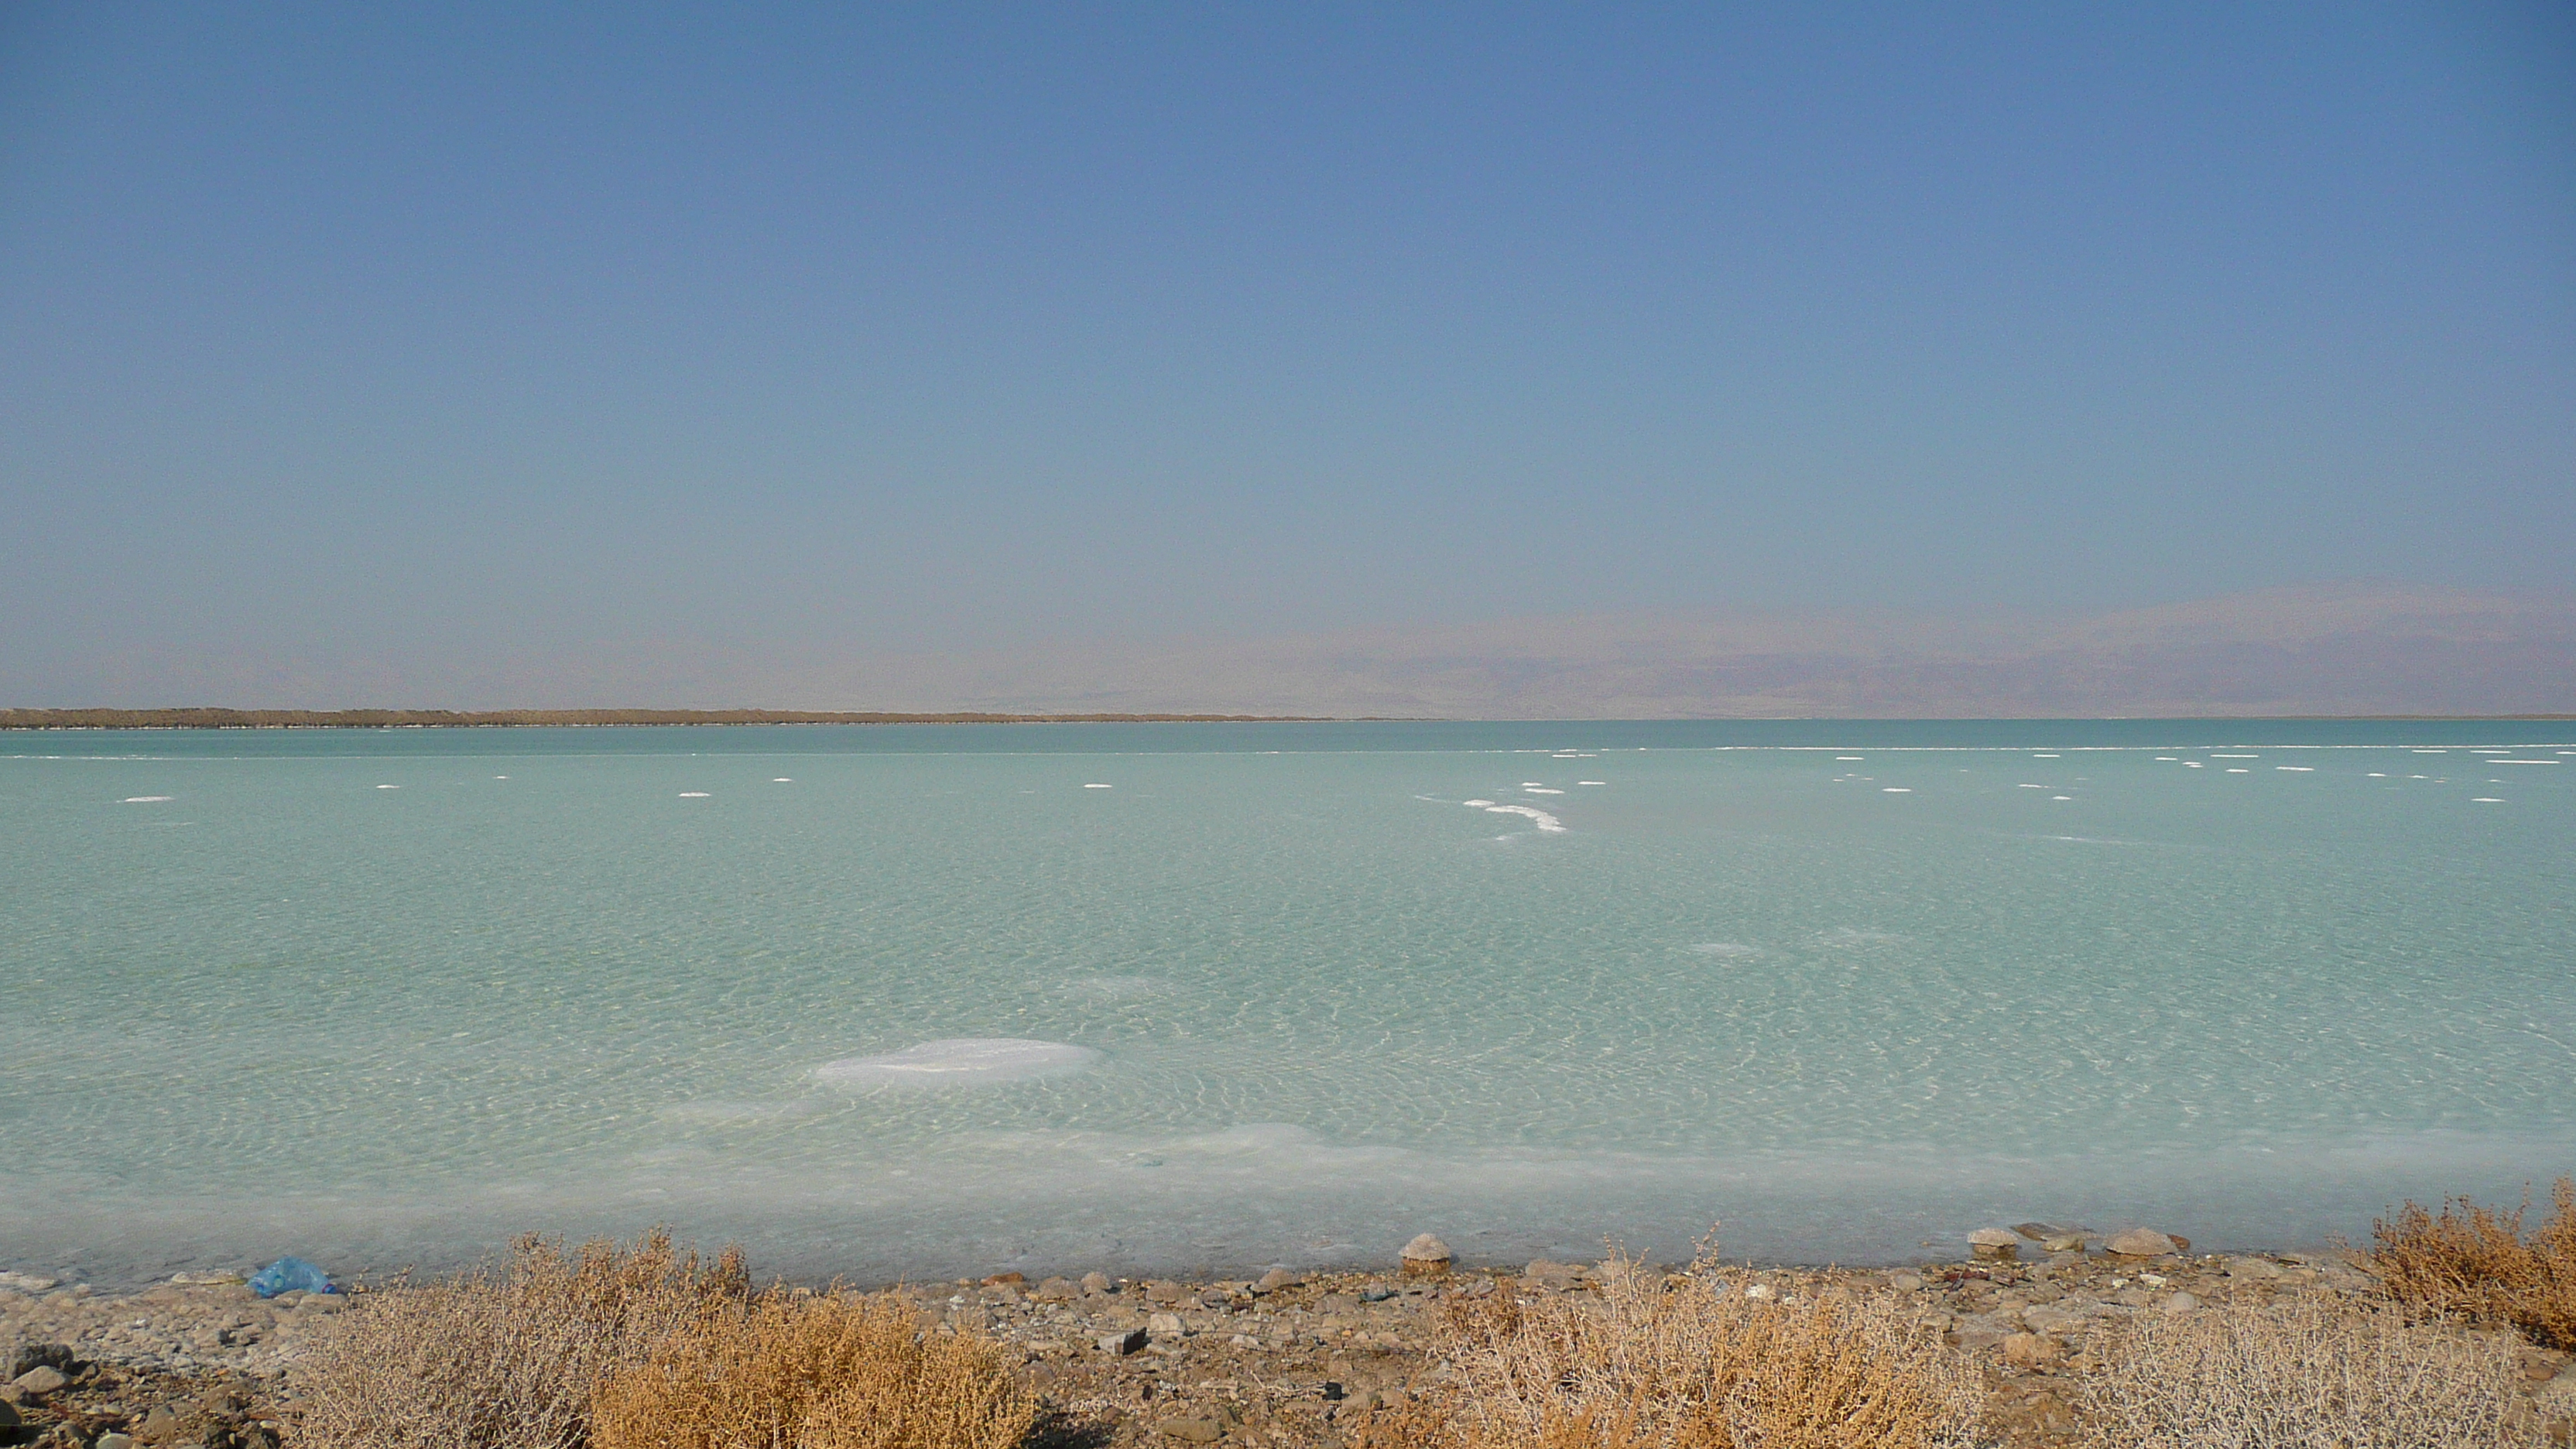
[
  {"x1": 590, "y1": 1290, "x2": 1035, "y2": 1449},
  {"x1": 1358, "y1": 1249, "x2": 1978, "y2": 1449},
  {"x1": 2088, "y1": 1297, "x2": 2544, "y2": 1448},
  {"x1": 2369, "y1": 1176, "x2": 2576, "y2": 1350},
  {"x1": 293, "y1": 1228, "x2": 748, "y2": 1449}
]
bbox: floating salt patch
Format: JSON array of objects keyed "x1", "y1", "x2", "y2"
[
  {"x1": 2494, "y1": 760, "x2": 2559, "y2": 766},
  {"x1": 1837, "y1": 756, "x2": 1865, "y2": 761},
  {"x1": 1462, "y1": 799, "x2": 1496, "y2": 807},
  {"x1": 2184, "y1": 762, "x2": 2204, "y2": 768},
  {"x1": 2155, "y1": 757, "x2": 2177, "y2": 762},
  {"x1": 2472, "y1": 798, "x2": 2503, "y2": 803},
  {"x1": 494, "y1": 775, "x2": 509, "y2": 779},
  {"x1": 375, "y1": 784, "x2": 399, "y2": 790},
  {"x1": 2226, "y1": 768, "x2": 2250, "y2": 773},
  {"x1": 120, "y1": 796, "x2": 173, "y2": 803},
  {"x1": 2368, "y1": 772, "x2": 2387, "y2": 778},
  {"x1": 1881, "y1": 787, "x2": 1911, "y2": 793},
  {"x1": 679, "y1": 792, "x2": 711, "y2": 798},
  {"x1": 1577, "y1": 780, "x2": 1605, "y2": 786},
  {"x1": 2276, "y1": 766, "x2": 2314, "y2": 772},
  {"x1": 2053, "y1": 795, "x2": 2072, "y2": 800},
  {"x1": 1521, "y1": 782, "x2": 1547, "y2": 788},
  {"x1": 772, "y1": 777, "x2": 794, "y2": 782},
  {"x1": 2212, "y1": 754, "x2": 2258, "y2": 759},
  {"x1": 2032, "y1": 753, "x2": 2060, "y2": 759},
  {"x1": 2018, "y1": 783, "x2": 2047, "y2": 789},
  {"x1": 1484, "y1": 804, "x2": 1566, "y2": 832},
  {"x1": 1524, "y1": 786, "x2": 1564, "y2": 794},
  {"x1": 2412, "y1": 750, "x2": 2447, "y2": 755},
  {"x1": 817, "y1": 1039, "x2": 1099, "y2": 1088},
  {"x1": 1084, "y1": 783, "x2": 1113, "y2": 790}
]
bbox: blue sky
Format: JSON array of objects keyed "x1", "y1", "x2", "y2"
[{"x1": 2, "y1": 4, "x2": 2570, "y2": 701}]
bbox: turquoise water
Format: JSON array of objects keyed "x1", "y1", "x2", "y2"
[{"x1": 4, "y1": 721, "x2": 2571, "y2": 1286}]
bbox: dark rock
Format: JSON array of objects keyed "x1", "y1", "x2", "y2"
[
  {"x1": 1097, "y1": 1328, "x2": 1149, "y2": 1356},
  {"x1": 4, "y1": 1348, "x2": 71, "y2": 1382}
]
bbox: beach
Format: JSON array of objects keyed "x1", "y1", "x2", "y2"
[{"x1": 6, "y1": 1227, "x2": 2574, "y2": 1447}]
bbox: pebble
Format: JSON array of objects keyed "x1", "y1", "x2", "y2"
[
  {"x1": 12, "y1": 1365, "x2": 69, "y2": 1396},
  {"x1": 2001, "y1": 1331, "x2": 2063, "y2": 1368},
  {"x1": 2162, "y1": 1292, "x2": 2202, "y2": 1314},
  {"x1": 1097, "y1": 1327, "x2": 1148, "y2": 1356},
  {"x1": 1967, "y1": 1228, "x2": 2021, "y2": 1261}
]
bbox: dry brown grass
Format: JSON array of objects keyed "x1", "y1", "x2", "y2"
[
  {"x1": 591, "y1": 1290, "x2": 1036, "y2": 1449},
  {"x1": 2086, "y1": 1297, "x2": 2546, "y2": 1448},
  {"x1": 2369, "y1": 1176, "x2": 2576, "y2": 1351},
  {"x1": 291, "y1": 1228, "x2": 748, "y2": 1449},
  {"x1": 1355, "y1": 1249, "x2": 1979, "y2": 1449}
]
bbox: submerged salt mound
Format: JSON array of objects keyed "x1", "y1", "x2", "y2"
[{"x1": 816, "y1": 1038, "x2": 1100, "y2": 1088}]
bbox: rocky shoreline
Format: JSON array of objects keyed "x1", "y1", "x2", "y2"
[{"x1": 6, "y1": 1231, "x2": 2574, "y2": 1447}]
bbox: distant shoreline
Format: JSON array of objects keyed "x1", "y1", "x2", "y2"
[
  {"x1": 0, "y1": 708, "x2": 1336, "y2": 730},
  {"x1": 3, "y1": 707, "x2": 2571, "y2": 730}
]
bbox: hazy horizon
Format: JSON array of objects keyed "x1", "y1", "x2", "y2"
[
  {"x1": 4, "y1": 6, "x2": 2571, "y2": 704},
  {"x1": 9, "y1": 580, "x2": 2571, "y2": 720}
]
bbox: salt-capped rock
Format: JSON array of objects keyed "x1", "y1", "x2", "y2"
[
  {"x1": 2105, "y1": 1228, "x2": 2180, "y2": 1257},
  {"x1": 1400, "y1": 1233, "x2": 1453, "y2": 1273},
  {"x1": 1968, "y1": 1228, "x2": 2021, "y2": 1261}
]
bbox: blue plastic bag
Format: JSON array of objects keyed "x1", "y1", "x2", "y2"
[{"x1": 248, "y1": 1256, "x2": 336, "y2": 1298}]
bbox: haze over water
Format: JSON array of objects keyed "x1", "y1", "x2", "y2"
[{"x1": 4, "y1": 720, "x2": 2570, "y2": 1286}]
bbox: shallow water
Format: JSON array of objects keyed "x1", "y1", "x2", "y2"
[{"x1": 3, "y1": 721, "x2": 2571, "y2": 1285}]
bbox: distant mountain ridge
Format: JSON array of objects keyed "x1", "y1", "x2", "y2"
[
  {"x1": 864, "y1": 583, "x2": 2576, "y2": 718},
  {"x1": 14, "y1": 584, "x2": 2572, "y2": 719}
]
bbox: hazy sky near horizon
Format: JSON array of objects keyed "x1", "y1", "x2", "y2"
[{"x1": 3, "y1": 4, "x2": 2572, "y2": 701}]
